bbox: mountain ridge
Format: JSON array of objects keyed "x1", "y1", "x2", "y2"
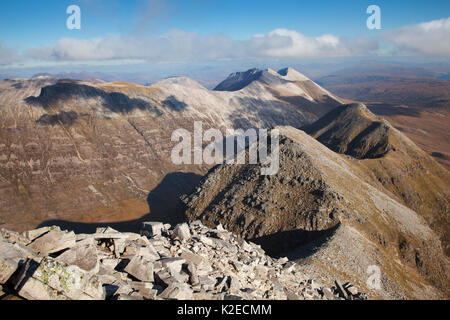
[
  {"x1": 182, "y1": 123, "x2": 449, "y2": 299},
  {"x1": 0, "y1": 67, "x2": 340, "y2": 233}
]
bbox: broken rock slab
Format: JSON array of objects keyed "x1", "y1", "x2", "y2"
[
  {"x1": 1, "y1": 228, "x2": 31, "y2": 245},
  {"x1": 122, "y1": 241, "x2": 160, "y2": 261},
  {"x1": 16, "y1": 275, "x2": 69, "y2": 300},
  {"x1": 23, "y1": 227, "x2": 54, "y2": 242},
  {"x1": 186, "y1": 263, "x2": 199, "y2": 286},
  {"x1": 160, "y1": 258, "x2": 185, "y2": 274},
  {"x1": 14, "y1": 257, "x2": 105, "y2": 300},
  {"x1": 1, "y1": 220, "x2": 365, "y2": 301},
  {"x1": 141, "y1": 222, "x2": 164, "y2": 238},
  {"x1": 0, "y1": 238, "x2": 28, "y2": 284},
  {"x1": 172, "y1": 223, "x2": 191, "y2": 241},
  {"x1": 180, "y1": 250, "x2": 205, "y2": 267},
  {"x1": 27, "y1": 229, "x2": 76, "y2": 255},
  {"x1": 124, "y1": 255, "x2": 154, "y2": 282},
  {"x1": 158, "y1": 283, "x2": 193, "y2": 300},
  {"x1": 56, "y1": 240, "x2": 99, "y2": 275}
]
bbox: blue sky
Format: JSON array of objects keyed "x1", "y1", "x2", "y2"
[
  {"x1": 0, "y1": 0, "x2": 449, "y2": 77},
  {"x1": 1, "y1": 0, "x2": 449, "y2": 45}
]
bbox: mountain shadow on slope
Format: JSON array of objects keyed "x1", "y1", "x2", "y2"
[
  {"x1": 37, "y1": 172, "x2": 202, "y2": 234},
  {"x1": 36, "y1": 111, "x2": 79, "y2": 126},
  {"x1": 302, "y1": 103, "x2": 392, "y2": 159},
  {"x1": 25, "y1": 80, "x2": 164, "y2": 114}
]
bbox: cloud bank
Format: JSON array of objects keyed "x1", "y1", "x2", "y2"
[
  {"x1": 386, "y1": 17, "x2": 450, "y2": 56},
  {"x1": 2, "y1": 17, "x2": 449, "y2": 68},
  {"x1": 25, "y1": 29, "x2": 372, "y2": 63}
]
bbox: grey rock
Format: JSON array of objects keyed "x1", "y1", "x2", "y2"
[
  {"x1": 180, "y1": 250, "x2": 204, "y2": 266},
  {"x1": 229, "y1": 276, "x2": 241, "y2": 294},
  {"x1": 209, "y1": 238, "x2": 237, "y2": 253},
  {"x1": 199, "y1": 276, "x2": 216, "y2": 291},
  {"x1": 160, "y1": 258, "x2": 185, "y2": 274},
  {"x1": 155, "y1": 270, "x2": 176, "y2": 287},
  {"x1": 158, "y1": 283, "x2": 193, "y2": 300},
  {"x1": 278, "y1": 257, "x2": 289, "y2": 264},
  {"x1": 0, "y1": 239, "x2": 28, "y2": 284},
  {"x1": 172, "y1": 223, "x2": 191, "y2": 241},
  {"x1": 0, "y1": 221, "x2": 367, "y2": 300},
  {"x1": 186, "y1": 263, "x2": 199, "y2": 286},
  {"x1": 56, "y1": 241, "x2": 99, "y2": 275},
  {"x1": 1, "y1": 229, "x2": 30, "y2": 245},
  {"x1": 122, "y1": 241, "x2": 159, "y2": 260},
  {"x1": 15, "y1": 257, "x2": 104, "y2": 300},
  {"x1": 100, "y1": 258, "x2": 120, "y2": 271},
  {"x1": 124, "y1": 255, "x2": 154, "y2": 282},
  {"x1": 199, "y1": 235, "x2": 214, "y2": 246},
  {"x1": 27, "y1": 229, "x2": 76, "y2": 255},
  {"x1": 141, "y1": 222, "x2": 164, "y2": 238},
  {"x1": 16, "y1": 275, "x2": 69, "y2": 300},
  {"x1": 285, "y1": 289, "x2": 301, "y2": 300},
  {"x1": 23, "y1": 227, "x2": 53, "y2": 242},
  {"x1": 322, "y1": 287, "x2": 337, "y2": 300}
]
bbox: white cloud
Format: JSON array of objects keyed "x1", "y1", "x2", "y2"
[
  {"x1": 254, "y1": 29, "x2": 349, "y2": 58},
  {"x1": 3, "y1": 17, "x2": 448, "y2": 67},
  {"x1": 0, "y1": 41, "x2": 19, "y2": 65},
  {"x1": 23, "y1": 29, "x2": 375, "y2": 64},
  {"x1": 386, "y1": 17, "x2": 450, "y2": 56}
]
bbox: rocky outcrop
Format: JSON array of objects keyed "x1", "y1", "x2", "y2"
[
  {"x1": 303, "y1": 103, "x2": 392, "y2": 159},
  {"x1": 0, "y1": 222, "x2": 365, "y2": 300},
  {"x1": 303, "y1": 103, "x2": 450, "y2": 256},
  {"x1": 182, "y1": 126, "x2": 450, "y2": 299}
]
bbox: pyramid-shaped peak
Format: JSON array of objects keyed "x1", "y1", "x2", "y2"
[
  {"x1": 302, "y1": 103, "x2": 393, "y2": 159},
  {"x1": 215, "y1": 67, "x2": 314, "y2": 91},
  {"x1": 214, "y1": 68, "x2": 265, "y2": 91}
]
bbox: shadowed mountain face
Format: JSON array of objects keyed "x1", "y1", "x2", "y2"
[
  {"x1": 182, "y1": 126, "x2": 450, "y2": 299},
  {"x1": 214, "y1": 68, "x2": 268, "y2": 91},
  {"x1": 0, "y1": 68, "x2": 340, "y2": 233},
  {"x1": 304, "y1": 104, "x2": 450, "y2": 257},
  {"x1": 25, "y1": 81, "x2": 163, "y2": 115},
  {"x1": 303, "y1": 104, "x2": 392, "y2": 159},
  {"x1": 316, "y1": 64, "x2": 450, "y2": 169}
]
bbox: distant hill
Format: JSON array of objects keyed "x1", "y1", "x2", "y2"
[{"x1": 317, "y1": 63, "x2": 450, "y2": 169}]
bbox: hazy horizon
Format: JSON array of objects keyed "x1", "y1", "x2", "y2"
[{"x1": 1, "y1": 1, "x2": 450, "y2": 84}]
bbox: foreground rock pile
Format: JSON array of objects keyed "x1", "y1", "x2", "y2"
[{"x1": 0, "y1": 221, "x2": 365, "y2": 300}]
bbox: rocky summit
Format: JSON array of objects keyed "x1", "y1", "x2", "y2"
[
  {"x1": 0, "y1": 222, "x2": 364, "y2": 301},
  {"x1": 183, "y1": 120, "x2": 450, "y2": 299}
]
